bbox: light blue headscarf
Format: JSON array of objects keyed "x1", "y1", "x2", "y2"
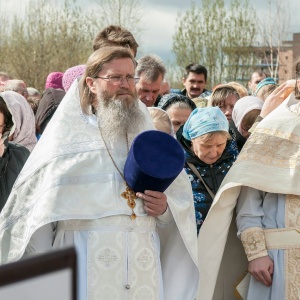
[{"x1": 183, "y1": 107, "x2": 229, "y2": 141}]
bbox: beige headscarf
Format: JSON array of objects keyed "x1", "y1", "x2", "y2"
[
  {"x1": 232, "y1": 96, "x2": 264, "y2": 133},
  {"x1": 0, "y1": 91, "x2": 37, "y2": 151},
  {"x1": 148, "y1": 106, "x2": 175, "y2": 136}
]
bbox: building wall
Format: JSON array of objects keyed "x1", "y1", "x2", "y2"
[
  {"x1": 222, "y1": 33, "x2": 300, "y2": 86},
  {"x1": 278, "y1": 49, "x2": 293, "y2": 84},
  {"x1": 292, "y1": 33, "x2": 300, "y2": 61},
  {"x1": 255, "y1": 33, "x2": 300, "y2": 84}
]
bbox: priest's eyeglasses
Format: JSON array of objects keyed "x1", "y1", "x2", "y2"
[{"x1": 94, "y1": 75, "x2": 139, "y2": 86}]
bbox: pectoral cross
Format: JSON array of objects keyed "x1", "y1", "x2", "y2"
[{"x1": 121, "y1": 185, "x2": 137, "y2": 219}]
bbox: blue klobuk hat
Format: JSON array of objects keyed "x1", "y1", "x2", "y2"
[{"x1": 124, "y1": 130, "x2": 185, "y2": 193}]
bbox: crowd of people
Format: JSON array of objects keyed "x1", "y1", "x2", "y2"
[{"x1": 0, "y1": 24, "x2": 300, "y2": 300}]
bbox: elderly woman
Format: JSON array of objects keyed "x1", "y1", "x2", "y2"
[
  {"x1": 176, "y1": 107, "x2": 238, "y2": 234},
  {"x1": 0, "y1": 95, "x2": 30, "y2": 210}
]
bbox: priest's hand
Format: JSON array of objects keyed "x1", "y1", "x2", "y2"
[
  {"x1": 260, "y1": 80, "x2": 295, "y2": 118},
  {"x1": 136, "y1": 190, "x2": 168, "y2": 217},
  {"x1": 248, "y1": 255, "x2": 274, "y2": 287}
]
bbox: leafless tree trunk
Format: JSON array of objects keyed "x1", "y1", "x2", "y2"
[
  {"x1": 259, "y1": 0, "x2": 291, "y2": 81},
  {"x1": 92, "y1": 0, "x2": 145, "y2": 46}
]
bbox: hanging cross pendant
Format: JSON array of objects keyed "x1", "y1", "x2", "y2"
[{"x1": 121, "y1": 184, "x2": 137, "y2": 219}]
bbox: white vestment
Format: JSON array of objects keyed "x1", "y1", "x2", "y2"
[
  {"x1": 197, "y1": 93, "x2": 300, "y2": 300},
  {"x1": 0, "y1": 80, "x2": 199, "y2": 300}
]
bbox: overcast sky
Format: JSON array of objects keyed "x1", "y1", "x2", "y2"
[
  {"x1": 138, "y1": 0, "x2": 300, "y2": 64},
  {"x1": 1, "y1": 0, "x2": 300, "y2": 65}
]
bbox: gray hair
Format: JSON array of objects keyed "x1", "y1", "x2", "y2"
[
  {"x1": 166, "y1": 101, "x2": 192, "y2": 111},
  {"x1": 27, "y1": 87, "x2": 41, "y2": 97},
  {"x1": 3, "y1": 80, "x2": 26, "y2": 92},
  {"x1": 3, "y1": 80, "x2": 28, "y2": 98},
  {"x1": 135, "y1": 54, "x2": 166, "y2": 82}
]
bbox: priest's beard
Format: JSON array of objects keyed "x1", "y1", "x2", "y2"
[{"x1": 96, "y1": 89, "x2": 145, "y2": 143}]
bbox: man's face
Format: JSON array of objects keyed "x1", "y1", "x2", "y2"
[
  {"x1": 86, "y1": 57, "x2": 137, "y2": 107},
  {"x1": 248, "y1": 72, "x2": 266, "y2": 94},
  {"x1": 136, "y1": 73, "x2": 163, "y2": 107},
  {"x1": 86, "y1": 57, "x2": 146, "y2": 142},
  {"x1": 182, "y1": 72, "x2": 206, "y2": 99}
]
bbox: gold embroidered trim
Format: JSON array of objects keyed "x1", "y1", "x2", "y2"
[
  {"x1": 285, "y1": 195, "x2": 300, "y2": 299},
  {"x1": 255, "y1": 127, "x2": 300, "y2": 144},
  {"x1": 240, "y1": 227, "x2": 268, "y2": 262},
  {"x1": 286, "y1": 248, "x2": 300, "y2": 299},
  {"x1": 285, "y1": 195, "x2": 300, "y2": 228},
  {"x1": 236, "y1": 130, "x2": 300, "y2": 169}
]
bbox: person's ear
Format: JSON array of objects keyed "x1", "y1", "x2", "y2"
[
  {"x1": 86, "y1": 77, "x2": 97, "y2": 94},
  {"x1": 248, "y1": 80, "x2": 252, "y2": 89}
]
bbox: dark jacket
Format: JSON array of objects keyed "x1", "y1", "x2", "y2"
[
  {"x1": 0, "y1": 141, "x2": 30, "y2": 211},
  {"x1": 35, "y1": 88, "x2": 65, "y2": 136},
  {"x1": 176, "y1": 126, "x2": 238, "y2": 234},
  {"x1": 171, "y1": 88, "x2": 212, "y2": 99},
  {"x1": 229, "y1": 120, "x2": 246, "y2": 152}
]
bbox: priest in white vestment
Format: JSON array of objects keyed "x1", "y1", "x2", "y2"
[
  {"x1": 197, "y1": 90, "x2": 300, "y2": 300},
  {"x1": 0, "y1": 47, "x2": 199, "y2": 300}
]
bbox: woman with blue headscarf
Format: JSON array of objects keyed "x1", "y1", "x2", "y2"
[{"x1": 176, "y1": 107, "x2": 239, "y2": 234}]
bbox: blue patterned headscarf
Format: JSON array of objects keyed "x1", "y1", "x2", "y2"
[{"x1": 183, "y1": 107, "x2": 229, "y2": 141}]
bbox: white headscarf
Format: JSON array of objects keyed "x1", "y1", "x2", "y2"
[
  {"x1": 147, "y1": 106, "x2": 175, "y2": 136},
  {"x1": 0, "y1": 91, "x2": 37, "y2": 151},
  {"x1": 232, "y1": 96, "x2": 264, "y2": 133}
]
